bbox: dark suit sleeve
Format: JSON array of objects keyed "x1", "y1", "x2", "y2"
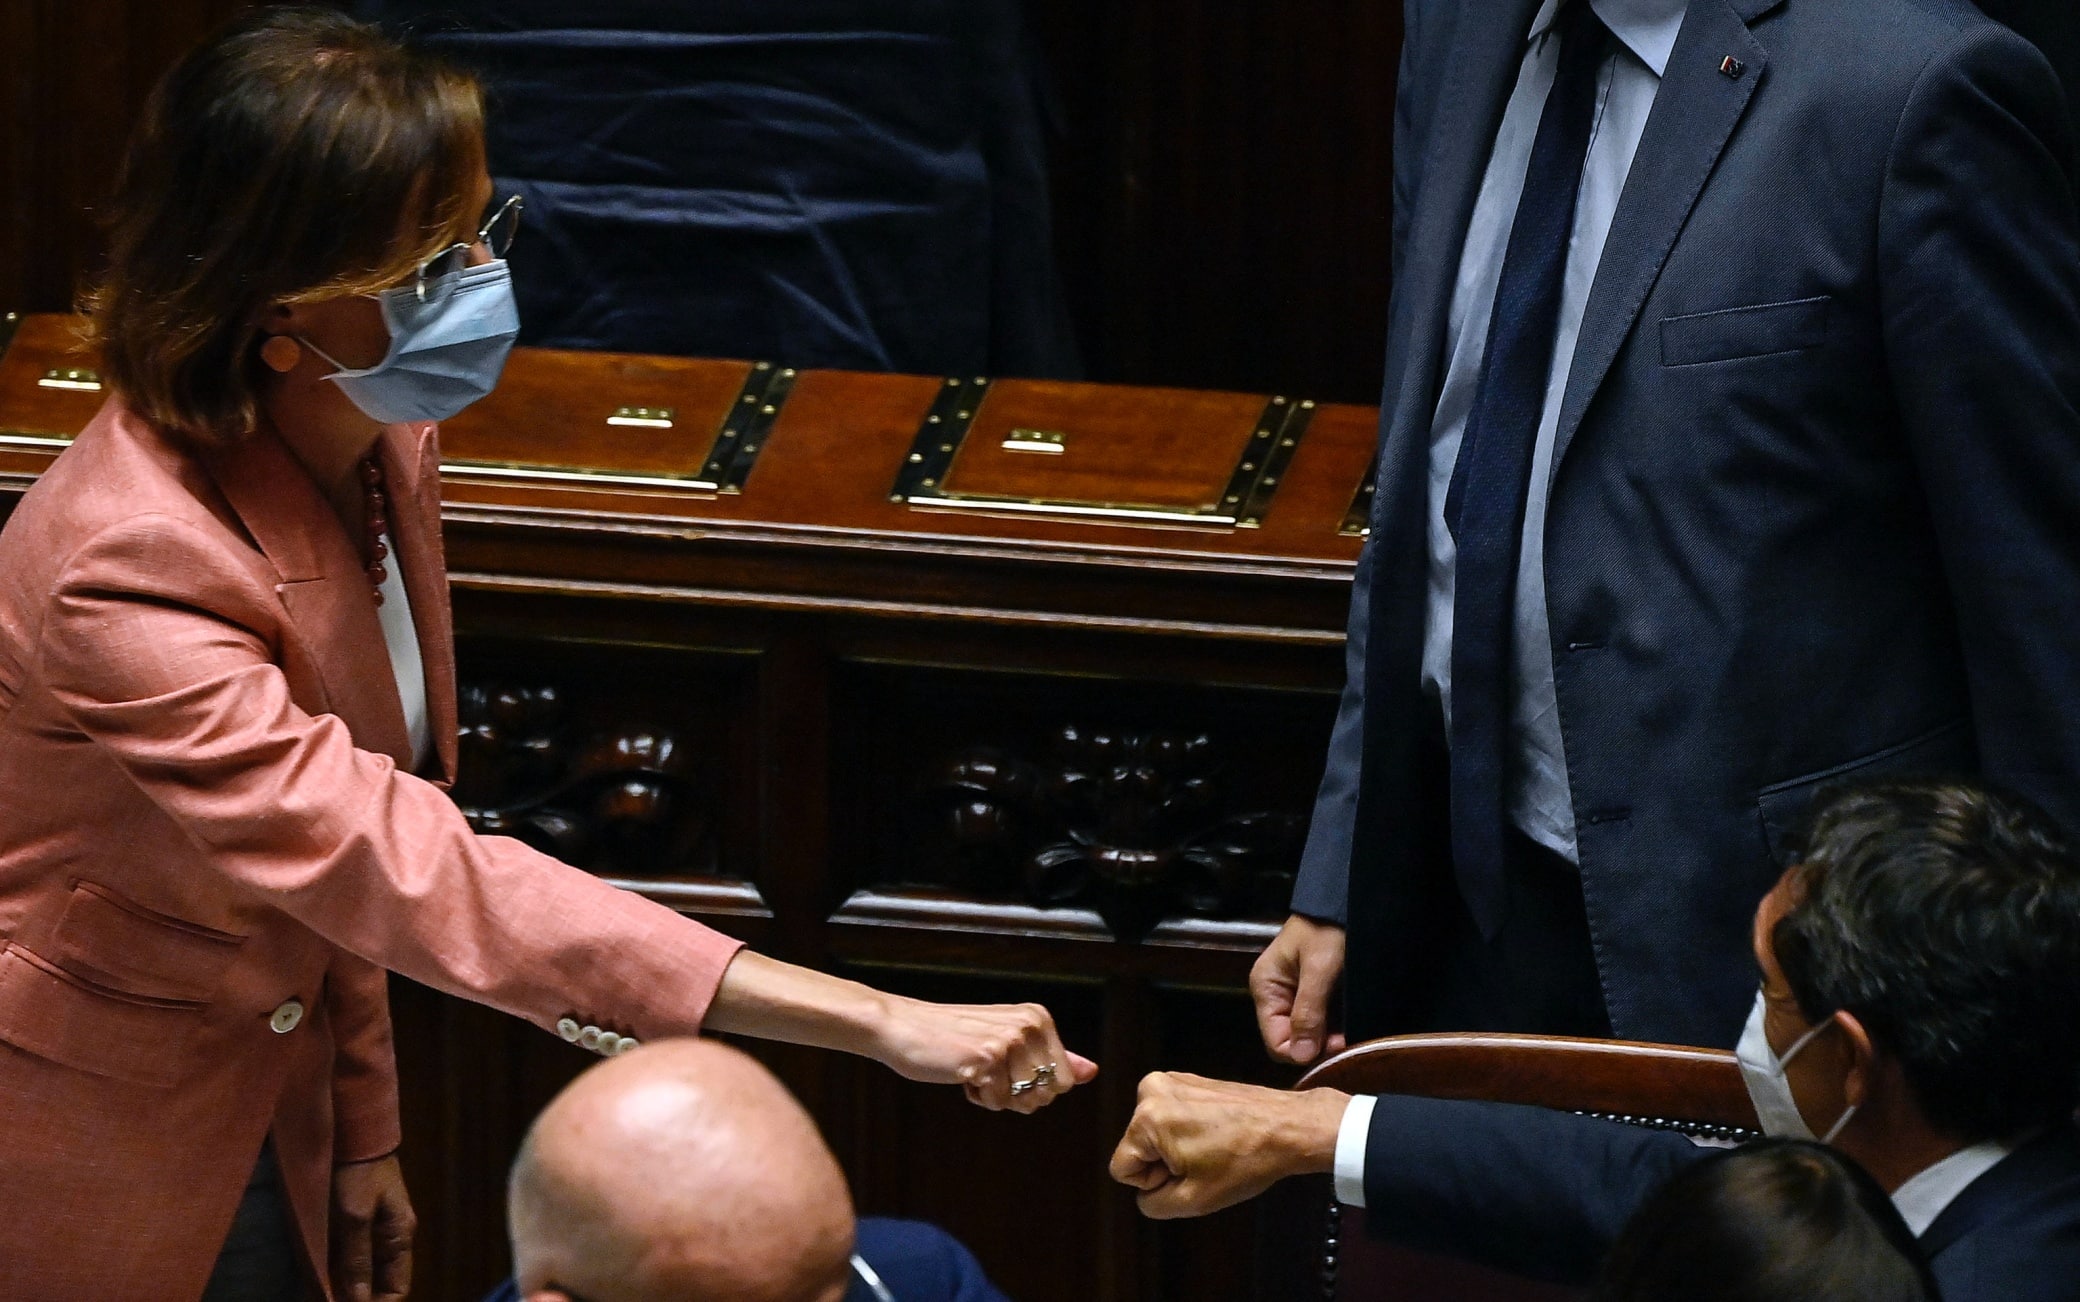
[
  {"x1": 852, "y1": 1217, "x2": 1009, "y2": 1302},
  {"x1": 1290, "y1": 0, "x2": 1431, "y2": 927},
  {"x1": 1290, "y1": 538, "x2": 1376, "y2": 925},
  {"x1": 1880, "y1": 24, "x2": 2080, "y2": 834},
  {"x1": 1391, "y1": 0, "x2": 1423, "y2": 285},
  {"x1": 1360, "y1": 1095, "x2": 1711, "y2": 1284}
]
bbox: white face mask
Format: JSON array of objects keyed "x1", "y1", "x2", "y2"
[{"x1": 1735, "y1": 989, "x2": 1859, "y2": 1142}]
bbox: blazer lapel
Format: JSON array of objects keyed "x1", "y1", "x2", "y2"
[
  {"x1": 381, "y1": 422, "x2": 460, "y2": 786},
  {"x1": 1381, "y1": 0, "x2": 1547, "y2": 466},
  {"x1": 1549, "y1": 0, "x2": 1777, "y2": 470},
  {"x1": 204, "y1": 425, "x2": 416, "y2": 768}
]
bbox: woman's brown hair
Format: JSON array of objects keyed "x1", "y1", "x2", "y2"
[{"x1": 83, "y1": 6, "x2": 486, "y2": 446}]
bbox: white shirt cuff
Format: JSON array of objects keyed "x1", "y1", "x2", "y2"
[{"x1": 1333, "y1": 1093, "x2": 1377, "y2": 1208}]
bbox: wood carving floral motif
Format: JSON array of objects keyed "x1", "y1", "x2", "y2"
[
  {"x1": 450, "y1": 682, "x2": 715, "y2": 878},
  {"x1": 917, "y1": 724, "x2": 1303, "y2": 940}
]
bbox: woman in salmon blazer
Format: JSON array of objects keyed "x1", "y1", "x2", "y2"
[{"x1": 0, "y1": 11, "x2": 1093, "y2": 1300}]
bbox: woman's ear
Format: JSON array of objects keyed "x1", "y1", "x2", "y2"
[{"x1": 1835, "y1": 1009, "x2": 1878, "y2": 1108}]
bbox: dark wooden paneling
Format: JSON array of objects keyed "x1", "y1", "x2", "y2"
[
  {"x1": 1033, "y1": 0, "x2": 1402, "y2": 404},
  {"x1": 0, "y1": 0, "x2": 252, "y2": 314}
]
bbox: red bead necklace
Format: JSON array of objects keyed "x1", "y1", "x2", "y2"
[{"x1": 358, "y1": 453, "x2": 391, "y2": 606}]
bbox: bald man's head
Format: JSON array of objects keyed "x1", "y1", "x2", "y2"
[{"x1": 508, "y1": 1040, "x2": 856, "y2": 1302}]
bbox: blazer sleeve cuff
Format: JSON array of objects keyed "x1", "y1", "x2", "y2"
[{"x1": 333, "y1": 1090, "x2": 405, "y2": 1166}]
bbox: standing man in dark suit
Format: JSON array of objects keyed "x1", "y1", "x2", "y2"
[{"x1": 1252, "y1": 0, "x2": 2080, "y2": 1060}]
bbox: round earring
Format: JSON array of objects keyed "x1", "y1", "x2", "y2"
[{"x1": 260, "y1": 336, "x2": 302, "y2": 374}]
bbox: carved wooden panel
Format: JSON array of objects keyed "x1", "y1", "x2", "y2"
[
  {"x1": 449, "y1": 638, "x2": 763, "y2": 891},
  {"x1": 835, "y1": 663, "x2": 1334, "y2": 940},
  {"x1": 915, "y1": 726, "x2": 1303, "y2": 939}
]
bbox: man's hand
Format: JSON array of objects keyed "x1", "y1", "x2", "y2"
[
  {"x1": 332, "y1": 1154, "x2": 415, "y2": 1302},
  {"x1": 1251, "y1": 914, "x2": 1347, "y2": 1064},
  {"x1": 1109, "y1": 1073, "x2": 1349, "y2": 1219}
]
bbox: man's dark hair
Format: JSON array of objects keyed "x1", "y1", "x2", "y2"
[
  {"x1": 1773, "y1": 778, "x2": 2080, "y2": 1142},
  {"x1": 1591, "y1": 1140, "x2": 1938, "y2": 1302}
]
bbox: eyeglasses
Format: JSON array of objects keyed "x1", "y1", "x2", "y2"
[{"x1": 413, "y1": 193, "x2": 523, "y2": 301}]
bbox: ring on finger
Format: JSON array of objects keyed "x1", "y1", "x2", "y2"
[{"x1": 1009, "y1": 1062, "x2": 1058, "y2": 1096}]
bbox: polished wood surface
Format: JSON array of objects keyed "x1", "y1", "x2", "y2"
[
  {"x1": 0, "y1": 313, "x2": 100, "y2": 441},
  {"x1": 1, "y1": 317, "x2": 1373, "y2": 1301},
  {"x1": 442, "y1": 345, "x2": 760, "y2": 479},
  {"x1": 1299, "y1": 1032, "x2": 1759, "y2": 1131}
]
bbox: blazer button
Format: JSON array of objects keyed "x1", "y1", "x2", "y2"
[
  {"x1": 613, "y1": 1037, "x2": 640, "y2": 1056},
  {"x1": 595, "y1": 1031, "x2": 624, "y2": 1056},
  {"x1": 578, "y1": 1025, "x2": 603, "y2": 1052},
  {"x1": 270, "y1": 1000, "x2": 305, "y2": 1034},
  {"x1": 557, "y1": 1017, "x2": 583, "y2": 1043}
]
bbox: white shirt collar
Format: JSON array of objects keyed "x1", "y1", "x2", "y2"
[
  {"x1": 1528, "y1": 0, "x2": 1689, "y2": 77},
  {"x1": 1891, "y1": 1140, "x2": 2015, "y2": 1237}
]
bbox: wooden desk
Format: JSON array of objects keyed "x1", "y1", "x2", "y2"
[{"x1": 1, "y1": 313, "x2": 1373, "y2": 1300}]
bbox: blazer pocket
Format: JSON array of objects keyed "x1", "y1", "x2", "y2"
[
  {"x1": 0, "y1": 943, "x2": 204, "y2": 1087},
  {"x1": 1754, "y1": 719, "x2": 1976, "y2": 866},
  {"x1": 1660, "y1": 295, "x2": 1831, "y2": 367},
  {"x1": 52, "y1": 880, "x2": 245, "y2": 1003}
]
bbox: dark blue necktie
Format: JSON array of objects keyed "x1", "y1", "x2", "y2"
[{"x1": 1445, "y1": 1, "x2": 1613, "y2": 938}]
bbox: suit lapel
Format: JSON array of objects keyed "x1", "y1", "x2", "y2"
[
  {"x1": 1919, "y1": 1126, "x2": 2080, "y2": 1258},
  {"x1": 1382, "y1": 0, "x2": 1547, "y2": 467},
  {"x1": 204, "y1": 425, "x2": 416, "y2": 768},
  {"x1": 1550, "y1": 0, "x2": 1773, "y2": 470},
  {"x1": 381, "y1": 422, "x2": 460, "y2": 786}
]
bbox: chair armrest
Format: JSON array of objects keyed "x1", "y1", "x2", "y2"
[{"x1": 1297, "y1": 1032, "x2": 1758, "y2": 1134}]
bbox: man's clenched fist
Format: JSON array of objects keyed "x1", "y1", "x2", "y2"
[{"x1": 1109, "y1": 1072, "x2": 1349, "y2": 1219}]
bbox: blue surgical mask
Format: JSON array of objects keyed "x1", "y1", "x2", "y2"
[
  {"x1": 301, "y1": 259, "x2": 519, "y2": 424},
  {"x1": 1735, "y1": 989, "x2": 1858, "y2": 1142}
]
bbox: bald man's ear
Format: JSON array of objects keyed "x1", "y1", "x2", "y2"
[{"x1": 1835, "y1": 1009, "x2": 1878, "y2": 1109}]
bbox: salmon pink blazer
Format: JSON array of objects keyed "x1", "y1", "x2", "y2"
[{"x1": 0, "y1": 399, "x2": 743, "y2": 1300}]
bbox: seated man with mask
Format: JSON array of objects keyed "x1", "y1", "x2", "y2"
[
  {"x1": 490, "y1": 1039, "x2": 1009, "y2": 1302},
  {"x1": 1109, "y1": 779, "x2": 2080, "y2": 1301}
]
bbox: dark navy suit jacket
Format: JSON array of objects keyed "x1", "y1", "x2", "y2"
[
  {"x1": 1292, "y1": 0, "x2": 2080, "y2": 1045},
  {"x1": 1359, "y1": 1097, "x2": 2080, "y2": 1302},
  {"x1": 481, "y1": 1216, "x2": 1008, "y2": 1302}
]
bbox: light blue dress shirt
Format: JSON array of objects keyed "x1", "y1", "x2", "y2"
[{"x1": 1420, "y1": 0, "x2": 1686, "y2": 864}]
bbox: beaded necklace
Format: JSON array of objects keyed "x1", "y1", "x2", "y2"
[{"x1": 357, "y1": 453, "x2": 391, "y2": 606}]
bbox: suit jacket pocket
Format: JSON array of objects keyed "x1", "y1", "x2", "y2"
[
  {"x1": 53, "y1": 880, "x2": 245, "y2": 1003},
  {"x1": 1660, "y1": 295, "x2": 1831, "y2": 367},
  {"x1": 1754, "y1": 720, "x2": 1976, "y2": 866},
  {"x1": 0, "y1": 943, "x2": 204, "y2": 1087}
]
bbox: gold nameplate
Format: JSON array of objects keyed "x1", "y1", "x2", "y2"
[
  {"x1": 38, "y1": 367, "x2": 101, "y2": 392},
  {"x1": 606, "y1": 406, "x2": 675, "y2": 429},
  {"x1": 1002, "y1": 429, "x2": 1066, "y2": 455}
]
